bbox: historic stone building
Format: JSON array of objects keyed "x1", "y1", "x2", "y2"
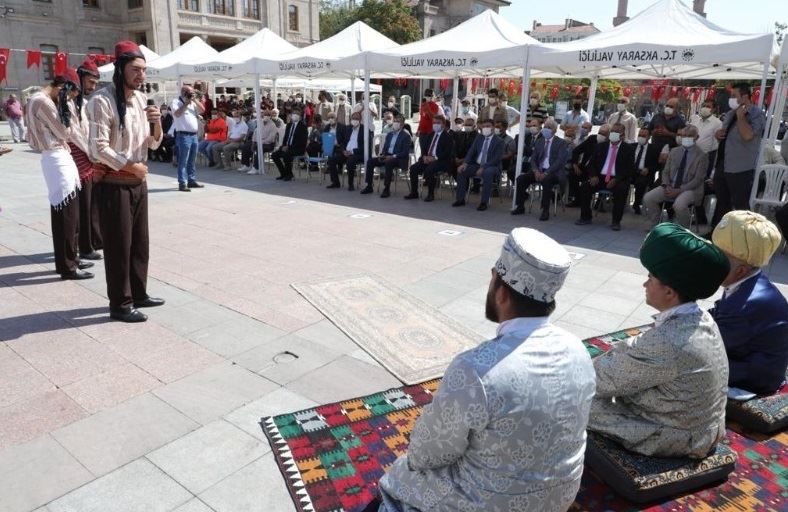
[
  {"x1": 0, "y1": 0, "x2": 319, "y2": 93},
  {"x1": 528, "y1": 19, "x2": 600, "y2": 43},
  {"x1": 409, "y1": 0, "x2": 510, "y2": 38}
]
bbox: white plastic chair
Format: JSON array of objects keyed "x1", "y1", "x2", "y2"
[{"x1": 750, "y1": 164, "x2": 788, "y2": 214}]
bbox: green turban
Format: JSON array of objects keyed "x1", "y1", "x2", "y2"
[{"x1": 640, "y1": 223, "x2": 730, "y2": 301}]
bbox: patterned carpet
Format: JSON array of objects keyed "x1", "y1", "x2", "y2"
[
  {"x1": 260, "y1": 326, "x2": 788, "y2": 512},
  {"x1": 292, "y1": 274, "x2": 482, "y2": 384}
]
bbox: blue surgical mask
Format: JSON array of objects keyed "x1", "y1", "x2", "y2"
[{"x1": 541, "y1": 128, "x2": 554, "y2": 139}]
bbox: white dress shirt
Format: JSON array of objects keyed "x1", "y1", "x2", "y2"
[
  {"x1": 541, "y1": 137, "x2": 553, "y2": 170},
  {"x1": 170, "y1": 98, "x2": 199, "y2": 133},
  {"x1": 690, "y1": 113, "x2": 723, "y2": 153},
  {"x1": 227, "y1": 120, "x2": 248, "y2": 141},
  {"x1": 346, "y1": 126, "x2": 360, "y2": 152}
]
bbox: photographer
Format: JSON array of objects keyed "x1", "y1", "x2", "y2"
[{"x1": 170, "y1": 84, "x2": 205, "y2": 192}]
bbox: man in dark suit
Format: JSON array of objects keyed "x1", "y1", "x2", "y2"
[
  {"x1": 362, "y1": 114, "x2": 411, "y2": 198},
  {"x1": 327, "y1": 112, "x2": 371, "y2": 191},
  {"x1": 271, "y1": 107, "x2": 308, "y2": 181},
  {"x1": 405, "y1": 115, "x2": 453, "y2": 202},
  {"x1": 453, "y1": 119, "x2": 504, "y2": 211},
  {"x1": 511, "y1": 119, "x2": 570, "y2": 221},
  {"x1": 509, "y1": 119, "x2": 543, "y2": 184},
  {"x1": 575, "y1": 123, "x2": 635, "y2": 231},
  {"x1": 568, "y1": 122, "x2": 598, "y2": 206},
  {"x1": 632, "y1": 127, "x2": 663, "y2": 214},
  {"x1": 452, "y1": 118, "x2": 477, "y2": 179}
]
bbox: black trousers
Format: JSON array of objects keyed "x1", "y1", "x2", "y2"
[
  {"x1": 776, "y1": 203, "x2": 788, "y2": 239},
  {"x1": 328, "y1": 152, "x2": 363, "y2": 187},
  {"x1": 97, "y1": 181, "x2": 149, "y2": 311},
  {"x1": 579, "y1": 178, "x2": 629, "y2": 223},
  {"x1": 515, "y1": 171, "x2": 562, "y2": 210},
  {"x1": 633, "y1": 171, "x2": 657, "y2": 209},
  {"x1": 271, "y1": 148, "x2": 297, "y2": 178},
  {"x1": 78, "y1": 178, "x2": 102, "y2": 254},
  {"x1": 409, "y1": 158, "x2": 446, "y2": 196},
  {"x1": 710, "y1": 169, "x2": 754, "y2": 228},
  {"x1": 51, "y1": 195, "x2": 80, "y2": 275},
  {"x1": 239, "y1": 141, "x2": 254, "y2": 166},
  {"x1": 365, "y1": 156, "x2": 400, "y2": 189}
]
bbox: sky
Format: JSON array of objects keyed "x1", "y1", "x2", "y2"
[{"x1": 500, "y1": 0, "x2": 788, "y2": 35}]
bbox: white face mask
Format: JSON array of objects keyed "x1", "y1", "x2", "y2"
[
  {"x1": 464, "y1": 125, "x2": 474, "y2": 132},
  {"x1": 529, "y1": 98, "x2": 539, "y2": 106},
  {"x1": 681, "y1": 137, "x2": 695, "y2": 148},
  {"x1": 384, "y1": 118, "x2": 393, "y2": 125},
  {"x1": 494, "y1": 128, "x2": 502, "y2": 135},
  {"x1": 676, "y1": 135, "x2": 682, "y2": 145},
  {"x1": 338, "y1": 100, "x2": 346, "y2": 105},
  {"x1": 608, "y1": 132, "x2": 621, "y2": 143},
  {"x1": 481, "y1": 127, "x2": 493, "y2": 137},
  {"x1": 351, "y1": 119, "x2": 360, "y2": 127},
  {"x1": 488, "y1": 97, "x2": 497, "y2": 105},
  {"x1": 452, "y1": 124, "x2": 462, "y2": 132},
  {"x1": 529, "y1": 126, "x2": 539, "y2": 134},
  {"x1": 500, "y1": 101, "x2": 508, "y2": 107},
  {"x1": 291, "y1": 114, "x2": 300, "y2": 122},
  {"x1": 617, "y1": 103, "x2": 626, "y2": 112},
  {"x1": 432, "y1": 123, "x2": 443, "y2": 133},
  {"x1": 392, "y1": 122, "x2": 401, "y2": 131},
  {"x1": 462, "y1": 106, "x2": 469, "y2": 114},
  {"x1": 597, "y1": 134, "x2": 608, "y2": 143},
  {"x1": 664, "y1": 106, "x2": 675, "y2": 116},
  {"x1": 263, "y1": 116, "x2": 270, "y2": 123},
  {"x1": 637, "y1": 136, "x2": 647, "y2": 145},
  {"x1": 387, "y1": 101, "x2": 394, "y2": 107},
  {"x1": 700, "y1": 106, "x2": 712, "y2": 118},
  {"x1": 728, "y1": 97, "x2": 739, "y2": 110}
]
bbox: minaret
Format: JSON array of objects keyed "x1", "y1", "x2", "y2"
[{"x1": 613, "y1": 0, "x2": 629, "y2": 26}]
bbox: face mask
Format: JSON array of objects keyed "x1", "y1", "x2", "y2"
[
  {"x1": 351, "y1": 120, "x2": 360, "y2": 127},
  {"x1": 500, "y1": 101, "x2": 508, "y2": 107},
  {"x1": 432, "y1": 123, "x2": 443, "y2": 133},
  {"x1": 338, "y1": 100, "x2": 346, "y2": 105},
  {"x1": 425, "y1": 96, "x2": 433, "y2": 101},
  {"x1": 329, "y1": 119, "x2": 336, "y2": 125},
  {"x1": 676, "y1": 135, "x2": 682, "y2": 145},
  {"x1": 700, "y1": 107, "x2": 712, "y2": 117},
  {"x1": 263, "y1": 116, "x2": 270, "y2": 122},
  {"x1": 387, "y1": 102, "x2": 394, "y2": 108},
  {"x1": 541, "y1": 128, "x2": 554, "y2": 139},
  {"x1": 385, "y1": 118, "x2": 393, "y2": 125},
  {"x1": 530, "y1": 98, "x2": 539, "y2": 106},
  {"x1": 617, "y1": 103, "x2": 626, "y2": 112},
  {"x1": 488, "y1": 97, "x2": 497, "y2": 105},
  {"x1": 494, "y1": 128, "x2": 502, "y2": 135},
  {"x1": 392, "y1": 122, "x2": 401, "y2": 131},
  {"x1": 451, "y1": 124, "x2": 462, "y2": 132},
  {"x1": 597, "y1": 134, "x2": 607, "y2": 143},
  {"x1": 291, "y1": 114, "x2": 300, "y2": 122},
  {"x1": 464, "y1": 126, "x2": 474, "y2": 132},
  {"x1": 608, "y1": 132, "x2": 621, "y2": 143},
  {"x1": 681, "y1": 137, "x2": 695, "y2": 148},
  {"x1": 462, "y1": 107, "x2": 469, "y2": 114},
  {"x1": 728, "y1": 97, "x2": 739, "y2": 110},
  {"x1": 664, "y1": 106, "x2": 674, "y2": 116},
  {"x1": 529, "y1": 126, "x2": 539, "y2": 135},
  {"x1": 637, "y1": 136, "x2": 647, "y2": 145},
  {"x1": 481, "y1": 127, "x2": 493, "y2": 137}
]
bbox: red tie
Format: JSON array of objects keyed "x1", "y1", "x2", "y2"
[{"x1": 605, "y1": 144, "x2": 619, "y2": 183}]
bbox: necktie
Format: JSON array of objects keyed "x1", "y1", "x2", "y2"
[
  {"x1": 387, "y1": 132, "x2": 397, "y2": 155},
  {"x1": 604, "y1": 144, "x2": 619, "y2": 183},
  {"x1": 542, "y1": 138, "x2": 552, "y2": 170},
  {"x1": 428, "y1": 133, "x2": 439, "y2": 157},
  {"x1": 288, "y1": 123, "x2": 295, "y2": 145},
  {"x1": 673, "y1": 149, "x2": 688, "y2": 188},
  {"x1": 635, "y1": 144, "x2": 644, "y2": 169},
  {"x1": 480, "y1": 137, "x2": 490, "y2": 165}
]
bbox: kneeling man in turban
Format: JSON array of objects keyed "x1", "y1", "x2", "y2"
[
  {"x1": 372, "y1": 229, "x2": 596, "y2": 512},
  {"x1": 588, "y1": 223, "x2": 730, "y2": 458},
  {"x1": 711, "y1": 211, "x2": 788, "y2": 395}
]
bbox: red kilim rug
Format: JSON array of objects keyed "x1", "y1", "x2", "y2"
[{"x1": 260, "y1": 326, "x2": 788, "y2": 512}]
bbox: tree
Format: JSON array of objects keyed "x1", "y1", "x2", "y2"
[
  {"x1": 319, "y1": 0, "x2": 422, "y2": 44},
  {"x1": 776, "y1": 21, "x2": 787, "y2": 45}
]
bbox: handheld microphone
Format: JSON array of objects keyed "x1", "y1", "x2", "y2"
[{"x1": 147, "y1": 99, "x2": 155, "y2": 135}]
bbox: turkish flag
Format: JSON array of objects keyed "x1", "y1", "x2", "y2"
[
  {"x1": 27, "y1": 50, "x2": 42, "y2": 69},
  {"x1": 54, "y1": 52, "x2": 68, "y2": 76},
  {"x1": 707, "y1": 87, "x2": 716, "y2": 101},
  {"x1": 0, "y1": 49, "x2": 8, "y2": 84}
]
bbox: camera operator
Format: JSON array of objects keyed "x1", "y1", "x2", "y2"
[{"x1": 171, "y1": 84, "x2": 205, "y2": 191}]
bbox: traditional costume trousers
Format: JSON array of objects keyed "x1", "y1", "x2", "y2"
[{"x1": 42, "y1": 149, "x2": 80, "y2": 275}]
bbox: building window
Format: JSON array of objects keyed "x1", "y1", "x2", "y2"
[
  {"x1": 209, "y1": 0, "x2": 234, "y2": 16},
  {"x1": 288, "y1": 5, "x2": 298, "y2": 31},
  {"x1": 128, "y1": 0, "x2": 143, "y2": 8},
  {"x1": 83, "y1": 0, "x2": 99, "y2": 7},
  {"x1": 242, "y1": 0, "x2": 259, "y2": 19},
  {"x1": 177, "y1": 0, "x2": 199, "y2": 11},
  {"x1": 133, "y1": 31, "x2": 148, "y2": 47},
  {"x1": 40, "y1": 44, "x2": 58, "y2": 81}
]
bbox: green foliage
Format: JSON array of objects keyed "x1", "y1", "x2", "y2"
[
  {"x1": 776, "y1": 21, "x2": 787, "y2": 45},
  {"x1": 319, "y1": 0, "x2": 422, "y2": 44}
]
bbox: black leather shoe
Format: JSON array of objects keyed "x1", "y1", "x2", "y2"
[
  {"x1": 110, "y1": 308, "x2": 147, "y2": 323},
  {"x1": 404, "y1": 193, "x2": 419, "y2": 199},
  {"x1": 77, "y1": 260, "x2": 94, "y2": 270},
  {"x1": 178, "y1": 184, "x2": 191, "y2": 192},
  {"x1": 348, "y1": 185, "x2": 355, "y2": 191},
  {"x1": 80, "y1": 251, "x2": 103, "y2": 260},
  {"x1": 477, "y1": 203, "x2": 488, "y2": 211},
  {"x1": 327, "y1": 183, "x2": 340, "y2": 189},
  {"x1": 424, "y1": 194, "x2": 434, "y2": 202},
  {"x1": 566, "y1": 200, "x2": 580, "y2": 208},
  {"x1": 134, "y1": 296, "x2": 166, "y2": 308},
  {"x1": 575, "y1": 218, "x2": 592, "y2": 226},
  {"x1": 633, "y1": 205, "x2": 642, "y2": 215},
  {"x1": 611, "y1": 223, "x2": 622, "y2": 231},
  {"x1": 275, "y1": 176, "x2": 284, "y2": 180},
  {"x1": 539, "y1": 210, "x2": 550, "y2": 221},
  {"x1": 61, "y1": 269, "x2": 94, "y2": 280},
  {"x1": 452, "y1": 200, "x2": 465, "y2": 207},
  {"x1": 380, "y1": 189, "x2": 390, "y2": 198},
  {"x1": 510, "y1": 206, "x2": 525, "y2": 215},
  {"x1": 360, "y1": 186, "x2": 374, "y2": 194},
  {"x1": 187, "y1": 181, "x2": 204, "y2": 188}
]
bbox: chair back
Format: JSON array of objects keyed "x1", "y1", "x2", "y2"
[
  {"x1": 750, "y1": 164, "x2": 788, "y2": 211},
  {"x1": 322, "y1": 132, "x2": 337, "y2": 156}
]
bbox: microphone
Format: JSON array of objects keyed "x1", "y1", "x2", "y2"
[{"x1": 147, "y1": 99, "x2": 155, "y2": 135}]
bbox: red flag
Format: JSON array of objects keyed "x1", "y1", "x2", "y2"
[
  {"x1": 0, "y1": 49, "x2": 9, "y2": 84},
  {"x1": 507, "y1": 79, "x2": 516, "y2": 97},
  {"x1": 692, "y1": 88, "x2": 702, "y2": 102},
  {"x1": 623, "y1": 86, "x2": 632, "y2": 97},
  {"x1": 707, "y1": 87, "x2": 716, "y2": 101},
  {"x1": 752, "y1": 87, "x2": 761, "y2": 104},
  {"x1": 439, "y1": 78, "x2": 450, "y2": 91},
  {"x1": 550, "y1": 84, "x2": 559, "y2": 100},
  {"x1": 682, "y1": 86, "x2": 691, "y2": 98},
  {"x1": 639, "y1": 85, "x2": 647, "y2": 95},
  {"x1": 54, "y1": 52, "x2": 68, "y2": 76},
  {"x1": 27, "y1": 50, "x2": 42, "y2": 69}
]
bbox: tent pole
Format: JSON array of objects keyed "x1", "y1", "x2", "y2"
[
  {"x1": 512, "y1": 48, "x2": 532, "y2": 210},
  {"x1": 254, "y1": 73, "x2": 265, "y2": 174},
  {"x1": 771, "y1": 77, "x2": 787, "y2": 144},
  {"x1": 364, "y1": 66, "x2": 371, "y2": 167},
  {"x1": 452, "y1": 75, "x2": 460, "y2": 119},
  {"x1": 766, "y1": 66, "x2": 785, "y2": 143},
  {"x1": 587, "y1": 77, "x2": 598, "y2": 121},
  {"x1": 757, "y1": 61, "x2": 769, "y2": 109},
  {"x1": 351, "y1": 72, "x2": 357, "y2": 109}
]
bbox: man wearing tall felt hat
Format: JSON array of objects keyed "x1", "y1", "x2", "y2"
[{"x1": 86, "y1": 40, "x2": 165, "y2": 323}]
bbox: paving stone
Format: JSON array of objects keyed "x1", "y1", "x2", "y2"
[
  {"x1": 52, "y1": 393, "x2": 199, "y2": 476},
  {"x1": 556, "y1": 304, "x2": 629, "y2": 333},
  {"x1": 0, "y1": 344, "x2": 54, "y2": 408},
  {"x1": 0, "y1": 435, "x2": 93, "y2": 512},
  {"x1": 172, "y1": 498, "x2": 215, "y2": 512},
  {"x1": 153, "y1": 362, "x2": 278, "y2": 425},
  {"x1": 199, "y1": 453, "x2": 295, "y2": 512},
  {"x1": 292, "y1": 319, "x2": 358, "y2": 354},
  {"x1": 61, "y1": 363, "x2": 161, "y2": 414},
  {"x1": 132, "y1": 340, "x2": 225, "y2": 384},
  {"x1": 187, "y1": 317, "x2": 286, "y2": 358},
  {"x1": 148, "y1": 420, "x2": 267, "y2": 495},
  {"x1": 233, "y1": 334, "x2": 343, "y2": 385},
  {"x1": 47, "y1": 458, "x2": 193, "y2": 512},
  {"x1": 0, "y1": 391, "x2": 87, "y2": 449},
  {"x1": 286, "y1": 356, "x2": 401, "y2": 404}
]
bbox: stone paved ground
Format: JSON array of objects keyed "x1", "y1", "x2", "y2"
[{"x1": 1, "y1": 126, "x2": 786, "y2": 512}]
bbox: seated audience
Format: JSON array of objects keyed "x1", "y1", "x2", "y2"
[
  {"x1": 497, "y1": 119, "x2": 516, "y2": 183},
  {"x1": 631, "y1": 127, "x2": 663, "y2": 215},
  {"x1": 305, "y1": 114, "x2": 324, "y2": 172},
  {"x1": 405, "y1": 115, "x2": 453, "y2": 202},
  {"x1": 459, "y1": 97, "x2": 478, "y2": 122},
  {"x1": 710, "y1": 211, "x2": 788, "y2": 395},
  {"x1": 452, "y1": 118, "x2": 477, "y2": 179},
  {"x1": 212, "y1": 110, "x2": 247, "y2": 170},
  {"x1": 327, "y1": 112, "x2": 371, "y2": 191},
  {"x1": 643, "y1": 126, "x2": 707, "y2": 229},
  {"x1": 271, "y1": 107, "x2": 308, "y2": 181},
  {"x1": 453, "y1": 119, "x2": 504, "y2": 211},
  {"x1": 373, "y1": 228, "x2": 595, "y2": 512},
  {"x1": 589, "y1": 223, "x2": 730, "y2": 458},
  {"x1": 362, "y1": 114, "x2": 410, "y2": 198},
  {"x1": 199, "y1": 111, "x2": 227, "y2": 166},
  {"x1": 239, "y1": 110, "x2": 278, "y2": 175}
]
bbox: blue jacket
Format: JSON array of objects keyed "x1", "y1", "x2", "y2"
[
  {"x1": 709, "y1": 272, "x2": 788, "y2": 394},
  {"x1": 380, "y1": 129, "x2": 411, "y2": 167},
  {"x1": 464, "y1": 133, "x2": 504, "y2": 171},
  {"x1": 530, "y1": 136, "x2": 570, "y2": 180}
]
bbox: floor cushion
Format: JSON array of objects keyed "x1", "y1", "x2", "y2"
[{"x1": 726, "y1": 382, "x2": 788, "y2": 434}]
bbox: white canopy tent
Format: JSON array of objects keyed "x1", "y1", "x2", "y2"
[
  {"x1": 146, "y1": 36, "x2": 219, "y2": 80},
  {"x1": 766, "y1": 41, "x2": 788, "y2": 143},
  {"x1": 98, "y1": 44, "x2": 160, "y2": 81},
  {"x1": 217, "y1": 77, "x2": 381, "y2": 93}
]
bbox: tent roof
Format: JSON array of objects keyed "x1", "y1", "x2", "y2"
[
  {"x1": 98, "y1": 45, "x2": 160, "y2": 81},
  {"x1": 216, "y1": 77, "x2": 382, "y2": 92},
  {"x1": 360, "y1": 10, "x2": 537, "y2": 78},
  {"x1": 255, "y1": 21, "x2": 399, "y2": 77},
  {"x1": 146, "y1": 36, "x2": 219, "y2": 79},
  {"x1": 185, "y1": 28, "x2": 296, "y2": 79},
  {"x1": 529, "y1": 0, "x2": 775, "y2": 80}
]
